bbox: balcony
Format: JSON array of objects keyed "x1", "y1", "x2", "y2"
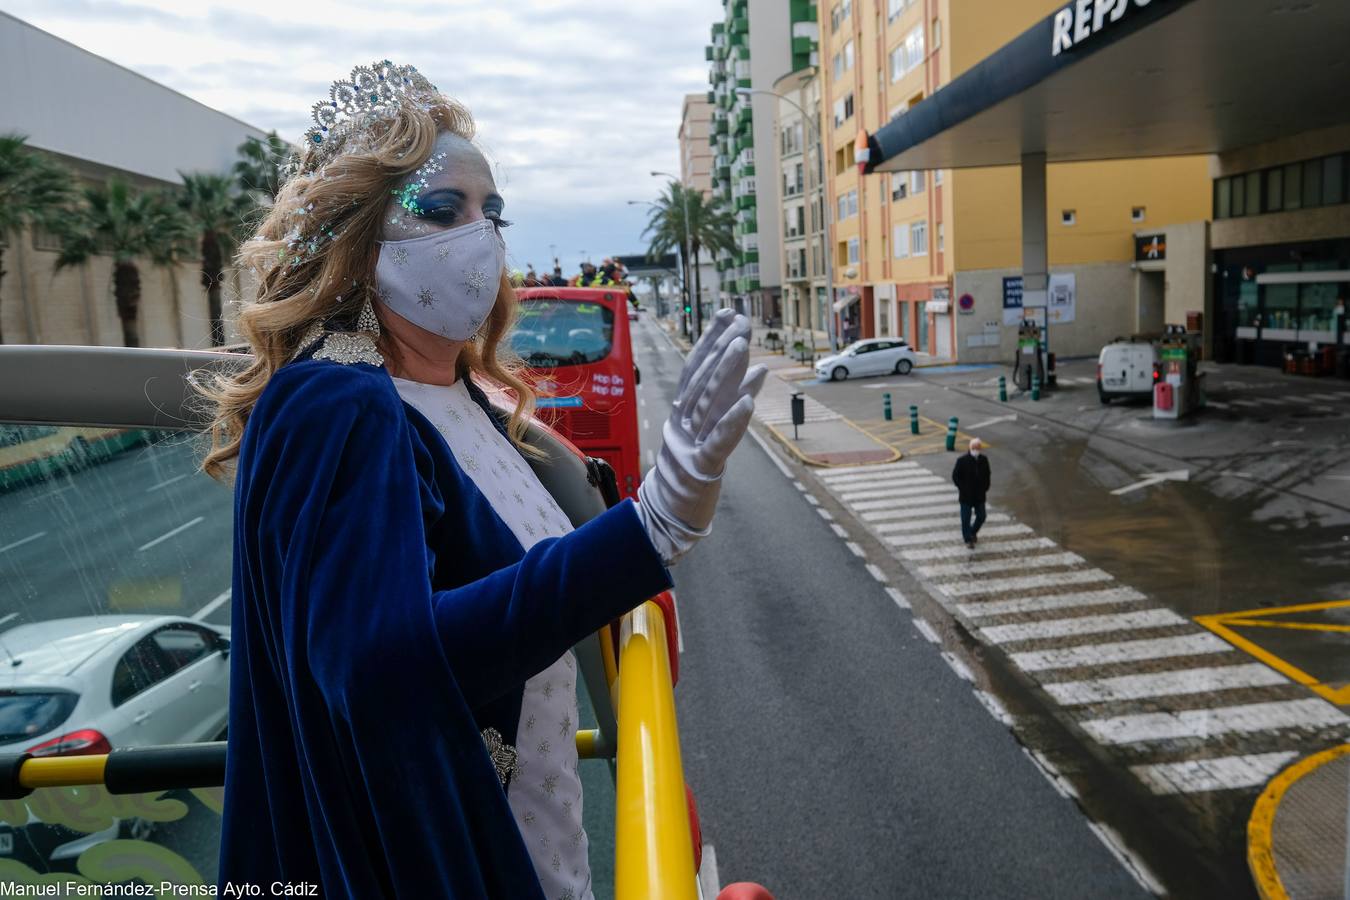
[
  {"x1": 705, "y1": 46, "x2": 714, "y2": 61},
  {"x1": 730, "y1": 15, "x2": 748, "y2": 35}
]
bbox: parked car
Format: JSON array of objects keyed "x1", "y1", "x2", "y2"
[
  {"x1": 1097, "y1": 338, "x2": 1159, "y2": 403},
  {"x1": 816, "y1": 339, "x2": 917, "y2": 381},
  {"x1": 0, "y1": 615, "x2": 230, "y2": 870}
]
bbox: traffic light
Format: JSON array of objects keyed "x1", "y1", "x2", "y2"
[{"x1": 684, "y1": 304, "x2": 692, "y2": 314}]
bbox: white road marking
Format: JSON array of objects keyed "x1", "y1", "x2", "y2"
[
  {"x1": 875, "y1": 513, "x2": 1012, "y2": 534},
  {"x1": 1023, "y1": 747, "x2": 1077, "y2": 800},
  {"x1": 839, "y1": 484, "x2": 953, "y2": 502},
  {"x1": 1014, "y1": 633, "x2": 1234, "y2": 673},
  {"x1": 885, "y1": 524, "x2": 1031, "y2": 546},
  {"x1": 146, "y1": 473, "x2": 190, "y2": 493},
  {"x1": 902, "y1": 537, "x2": 1056, "y2": 561},
  {"x1": 830, "y1": 523, "x2": 848, "y2": 538},
  {"x1": 137, "y1": 516, "x2": 205, "y2": 552},
  {"x1": 745, "y1": 428, "x2": 793, "y2": 478},
  {"x1": 913, "y1": 618, "x2": 940, "y2": 643},
  {"x1": 1086, "y1": 822, "x2": 1167, "y2": 896},
  {"x1": 646, "y1": 450, "x2": 655, "y2": 467},
  {"x1": 816, "y1": 508, "x2": 834, "y2": 521},
  {"x1": 819, "y1": 461, "x2": 922, "y2": 481},
  {"x1": 1043, "y1": 663, "x2": 1288, "y2": 706},
  {"x1": 919, "y1": 551, "x2": 1084, "y2": 580},
  {"x1": 885, "y1": 587, "x2": 910, "y2": 609},
  {"x1": 643, "y1": 419, "x2": 650, "y2": 430},
  {"x1": 0, "y1": 613, "x2": 19, "y2": 628},
  {"x1": 966, "y1": 413, "x2": 1018, "y2": 430},
  {"x1": 939, "y1": 568, "x2": 1115, "y2": 599},
  {"x1": 1110, "y1": 469, "x2": 1189, "y2": 496},
  {"x1": 850, "y1": 492, "x2": 960, "y2": 512},
  {"x1": 804, "y1": 494, "x2": 820, "y2": 506},
  {"x1": 959, "y1": 586, "x2": 1147, "y2": 618},
  {"x1": 973, "y1": 690, "x2": 1014, "y2": 726},
  {"x1": 1205, "y1": 400, "x2": 1231, "y2": 410},
  {"x1": 1131, "y1": 752, "x2": 1300, "y2": 796},
  {"x1": 0, "y1": 532, "x2": 47, "y2": 555},
  {"x1": 792, "y1": 480, "x2": 806, "y2": 491},
  {"x1": 940, "y1": 651, "x2": 974, "y2": 682},
  {"x1": 193, "y1": 589, "x2": 232, "y2": 621},
  {"x1": 1081, "y1": 698, "x2": 1349, "y2": 745},
  {"x1": 1229, "y1": 399, "x2": 1261, "y2": 408},
  {"x1": 639, "y1": 397, "x2": 646, "y2": 408},
  {"x1": 846, "y1": 541, "x2": 865, "y2": 558},
  {"x1": 860, "y1": 502, "x2": 961, "y2": 522},
  {"x1": 829, "y1": 471, "x2": 947, "y2": 491},
  {"x1": 698, "y1": 842, "x2": 721, "y2": 899},
  {"x1": 980, "y1": 608, "x2": 1184, "y2": 644},
  {"x1": 865, "y1": 563, "x2": 887, "y2": 582}
]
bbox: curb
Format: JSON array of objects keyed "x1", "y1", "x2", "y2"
[
  {"x1": 1248, "y1": 743, "x2": 1350, "y2": 900},
  {"x1": 760, "y1": 418, "x2": 901, "y2": 469}
]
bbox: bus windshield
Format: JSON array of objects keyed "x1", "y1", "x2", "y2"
[{"x1": 509, "y1": 299, "x2": 615, "y2": 367}]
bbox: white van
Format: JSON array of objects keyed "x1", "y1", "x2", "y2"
[{"x1": 1097, "y1": 339, "x2": 1158, "y2": 403}]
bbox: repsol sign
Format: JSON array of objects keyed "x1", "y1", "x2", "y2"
[{"x1": 1052, "y1": 0, "x2": 1166, "y2": 56}]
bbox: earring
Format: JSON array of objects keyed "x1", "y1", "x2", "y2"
[{"x1": 357, "y1": 296, "x2": 381, "y2": 336}]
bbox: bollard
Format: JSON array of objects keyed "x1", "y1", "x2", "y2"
[
  {"x1": 909, "y1": 405, "x2": 920, "y2": 435},
  {"x1": 883, "y1": 392, "x2": 893, "y2": 421},
  {"x1": 1032, "y1": 374, "x2": 1041, "y2": 402},
  {"x1": 945, "y1": 417, "x2": 958, "y2": 451},
  {"x1": 998, "y1": 375, "x2": 1007, "y2": 403}
]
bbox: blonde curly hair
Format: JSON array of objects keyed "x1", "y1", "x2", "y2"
[{"x1": 200, "y1": 91, "x2": 535, "y2": 480}]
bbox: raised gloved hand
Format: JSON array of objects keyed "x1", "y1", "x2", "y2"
[{"x1": 636, "y1": 310, "x2": 768, "y2": 565}]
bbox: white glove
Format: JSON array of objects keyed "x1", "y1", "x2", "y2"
[{"x1": 636, "y1": 310, "x2": 768, "y2": 565}]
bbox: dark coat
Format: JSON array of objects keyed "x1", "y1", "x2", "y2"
[
  {"x1": 219, "y1": 355, "x2": 671, "y2": 898},
  {"x1": 952, "y1": 452, "x2": 992, "y2": 504}
]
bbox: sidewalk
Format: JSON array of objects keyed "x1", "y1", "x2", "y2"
[{"x1": 1249, "y1": 744, "x2": 1350, "y2": 899}]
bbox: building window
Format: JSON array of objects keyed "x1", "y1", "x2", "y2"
[
  {"x1": 937, "y1": 222, "x2": 944, "y2": 253},
  {"x1": 837, "y1": 189, "x2": 858, "y2": 220},
  {"x1": 833, "y1": 92, "x2": 854, "y2": 128},
  {"x1": 892, "y1": 172, "x2": 908, "y2": 201},
  {"x1": 1213, "y1": 152, "x2": 1349, "y2": 219},
  {"x1": 843, "y1": 40, "x2": 854, "y2": 72},
  {"x1": 933, "y1": 17, "x2": 941, "y2": 49},
  {"x1": 832, "y1": 51, "x2": 843, "y2": 79},
  {"x1": 1131, "y1": 206, "x2": 1146, "y2": 223},
  {"x1": 934, "y1": 168, "x2": 943, "y2": 185},
  {"x1": 830, "y1": 3, "x2": 841, "y2": 33},
  {"x1": 912, "y1": 171, "x2": 925, "y2": 194},
  {"x1": 890, "y1": 24, "x2": 925, "y2": 81},
  {"x1": 847, "y1": 237, "x2": 860, "y2": 264},
  {"x1": 1061, "y1": 209, "x2": 1077, "y2": 226},
  {"x1": 795, "y1": 162, "x2": 804, "y2": 193},
  {"x1": 887, "y1": 0, "x2": 903, "y2": 20},
  {"x1": 910, "y1": 221, "x2": 928, "y2": 256},
  {"x1": 892, "y1": 225, "x2": 908, "y2": 258}
]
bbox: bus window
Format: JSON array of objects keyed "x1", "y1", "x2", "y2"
[{"x1": 510, "y1": 300, "x2": 615, "y2": 367}]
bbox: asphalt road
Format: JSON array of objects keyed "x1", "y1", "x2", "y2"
[{"x1": 629, "y1": 316, "x2": 1146, "y2": 899}]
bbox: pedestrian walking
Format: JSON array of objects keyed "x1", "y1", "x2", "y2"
[{"x1": 952, "y1": 437, "x2": 991, "y2": 548}]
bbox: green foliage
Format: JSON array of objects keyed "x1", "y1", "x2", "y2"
[
  {"x1": 0, "y1": 134, "x2": 76, "y2": 238},
  {"x1": 233, "y1": 131, "x2": 291, "y2": 204},
  {"x1": 54, "y1": 178, "x2": 195, "y2": 270},
  {"x1": 640, "y1": 181, "x2": 735, "y2": 264}
]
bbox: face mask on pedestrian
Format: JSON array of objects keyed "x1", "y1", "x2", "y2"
[{"x1": 374, "y1": 218, "x2": 506, "y2": 341}]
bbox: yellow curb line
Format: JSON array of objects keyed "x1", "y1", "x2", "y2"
[
  {"x1": 761, "y1": 419, "x2": 901, "y2": 469},
  {"x1": 1248, "y1": 743, "x2": 1350, "y2": 900}
]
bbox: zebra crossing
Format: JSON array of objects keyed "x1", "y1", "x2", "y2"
[
  {"x1": 813, "y1": 459, "x2": 1350, "y2": 798},
  {"x1": 753, "y1": 374, "x2": 840, "y2": 426}
]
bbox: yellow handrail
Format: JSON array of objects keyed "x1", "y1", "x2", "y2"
[{"x1": 614, "y1": 601, "x2": 698, "y2": 900}]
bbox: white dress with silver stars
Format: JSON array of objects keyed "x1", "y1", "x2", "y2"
[{"x1": 392, "y1": 376, "x2": 591, "y2": 900}]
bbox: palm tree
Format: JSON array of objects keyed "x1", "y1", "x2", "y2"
[
  {"x1": 180, "y1": 172, "x2": 251, "y2": 345},
  {"x1": 642, "y1": 182, "x2": 735, "y2": 339},
  {"x1": 233, "y1": 131, "x2": 291, "y2": 205},
  {"x1": 55, "y1": 179, "x2": 195, "y2": 348},
  {"x1": 0, "y1": 134, "x2": 77, "y2": 344}
]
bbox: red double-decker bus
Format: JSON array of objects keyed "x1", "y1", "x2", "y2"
[{"x1": 510, "y1": 286, "x2": 642, "y2": 500}]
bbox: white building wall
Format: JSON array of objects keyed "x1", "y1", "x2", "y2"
[{"x1": 747, "y1": 0, "x2": 790, "y2": 296}]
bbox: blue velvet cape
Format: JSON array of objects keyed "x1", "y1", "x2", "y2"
[{"x1": 218, "y1": 356, "x2": 672, "y2": 897}]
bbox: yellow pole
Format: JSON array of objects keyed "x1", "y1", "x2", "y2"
[
  {"x1": 18, "y1": 754, "x2": 109, "y2": 789},
  {"x1": 613, "y1": 602, "x2": 697, "y2": 900}
]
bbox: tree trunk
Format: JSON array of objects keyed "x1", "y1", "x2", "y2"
[
  {"x1": 0, "y1": 246, "x2": 6, "y2": 345},
  {"x1": 201, "y1": 232, "x2": 225, "y2": 346},
  {"x1": 113, "y1": 261, "x2": 141, "y2": 348},
  {"x1": 678, "y1": 244, "x2": 691, "y2": 338},
  {"x1": 692, "y1": 241, "x2": 704, "y2": 341}
]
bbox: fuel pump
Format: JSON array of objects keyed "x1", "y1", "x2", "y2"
[
  {"x1": 1152, "y1": 324, "x2": 1202, "y2": 420},
  {"x1": 1013, "y1": 320, "x2": 1046, "y2": 392}
]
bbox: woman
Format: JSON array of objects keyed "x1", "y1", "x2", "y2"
[{"x1": 203, "y1": 62, "x2": 765, "y2": 898}]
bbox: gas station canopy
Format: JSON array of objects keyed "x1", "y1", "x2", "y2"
[{"x1": 867, "y1": 0, "x2": 1350, "y2": 173}]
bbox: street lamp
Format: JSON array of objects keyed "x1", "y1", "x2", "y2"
[
  {"x1": 651, "y1": 170, "x2": 697, "y2": 339},
  {"x1": 736, "y1": 82, "x2": 837, "y2": 352}
]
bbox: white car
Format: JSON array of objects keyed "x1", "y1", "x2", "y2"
[
  {"x1": 0, "y1": 615, "x2": 230, "y2": 758},
  {"x1": 1097, "y1": 338, "x2": 1158, "y2": 404},
  {"x1": 816, "y1": 339, "x2": 917, "y2": 381}
]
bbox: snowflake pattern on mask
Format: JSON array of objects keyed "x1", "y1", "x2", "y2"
[{"x1": 416, "y1": 287, "x2": 436, "y2": 308}]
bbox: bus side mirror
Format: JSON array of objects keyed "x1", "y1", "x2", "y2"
[{"x1": 634, "y1": 365, "x2": 641, "y2": 386}]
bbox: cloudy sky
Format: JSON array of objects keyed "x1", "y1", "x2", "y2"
[{"x1": 1, "y1": 0, "x2": 720, "y2": 276}]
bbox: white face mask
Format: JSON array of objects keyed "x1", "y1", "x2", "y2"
[
  {"x1": 970, "y1": 449, "x2": 981, "y2": 458},
  {"x1": 374, "y1": 218, "x2": 506, "y2": 340}
]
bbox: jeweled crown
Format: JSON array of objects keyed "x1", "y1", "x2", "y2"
[{"x1": 302, "y1": 61, "x2": 438, "y2": 163}]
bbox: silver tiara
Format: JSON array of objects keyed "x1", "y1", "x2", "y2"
[{"x1": 303, "y1": 61, "x2": 438, "y2": 159}]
